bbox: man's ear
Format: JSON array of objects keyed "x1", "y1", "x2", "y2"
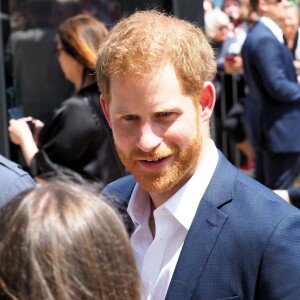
[
  {"x1": 100, "y1": 95, "x2": 112, "y2": 128},
  {"x1": 199, "y1": 81, "x2": 216, "y2": 123}
]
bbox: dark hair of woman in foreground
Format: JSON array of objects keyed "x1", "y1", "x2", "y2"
[{"x1": 0, "y1": 181, "x2": 140, "y2": 300}]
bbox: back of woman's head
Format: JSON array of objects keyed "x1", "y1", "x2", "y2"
[
  {"x1": 58, "y1": 14, "x2": 108, "y2": 72},
  {"x1": 0, "y1": 181, "x2": 140, "y2": 300}
]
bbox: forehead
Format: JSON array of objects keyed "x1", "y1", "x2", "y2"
[
  {"x1": 283, "y1": 6, "x2": 299, "y2": 19},
  {"x1": 108, "y1": 64, "x2": 194, "y2": 111},
  {"x1": 223, "y1": 0, "x2": 240, "y2": 7},
  {"x1": 110, "y1": 65, "x2": 182, "y2": 98}
]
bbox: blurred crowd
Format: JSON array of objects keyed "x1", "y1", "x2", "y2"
[{"x1": 204, "y1": 0, "x2": 300, "y2": 204}]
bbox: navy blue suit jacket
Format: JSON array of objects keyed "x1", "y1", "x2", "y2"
[
  {"x1": 104, "y1": 152, "x2": 300, "y2": 299},
  {"x1": 242, "y1": 20, "x2": 300, "y2": 152}
]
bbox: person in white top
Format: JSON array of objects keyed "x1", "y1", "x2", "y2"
[{"x1": 97, "y1": 10, "x2": 300, "y2": 300}]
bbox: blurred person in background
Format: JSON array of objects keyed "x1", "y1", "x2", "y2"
[
  {"x1": 8, "y1": 14, "x2": 125, "y2": 185},
  {"x1": 273, "y1": 0, "x2": 300, "y2": 207},
  {"x1": 274, "y1": 185, "x2": 300, "y2": 207},
  {"x1": 5, "y1": 0, "x2": 72, "y2": 122},
  {"x1": 242, "y1": 0, "x2": 300, "y2": 191},
  {"x1": 221, "y1": 0, "x2": 257, "y2": 172},
  {"x1": 247, "y1": 9, "x2": 259, "y2": 29},
  {"x1": 279, "y1": 1, "x2": 300, "y2": 72},
  {"x1": 80, "y1": 0, "x2": 122, "y2": 29},
  {"x1": 221, "y1": 0, "x2": 248, "y2": 47},
  {"x1": 205, "y1": 8, "x2": 243, "y2": 127},
  {"x1": 0, "y1": 181, "x2": 140, "y2": 300},
  {"x1": 274, "y1": 0, "x2": 300, "y2": 206},
  {"x1": 205, "y1": 8, "x2": 252, "y2": 168},
  {"x1": 205, "y1": 8, "x2": 241, "y2": 72}
]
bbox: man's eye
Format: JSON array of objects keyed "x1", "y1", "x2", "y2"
[
  {"x1": 157, "y1": 112, "x2": 172, "y2": 117},
  {"x1": 123, "y1": 115, "x2": 137, "y2": 121}
]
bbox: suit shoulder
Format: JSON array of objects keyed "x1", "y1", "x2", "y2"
[
  {"x1": 0, "y1": 155, "x2": 31, "y2": 178},
  {"x1": 235, "y1": 170, "x2": 299, "y2": 217},
  {"x1": 103, "y1": 175, "x2": 136, "y2": 200},
  {"x1": 244, "y1": 23, "x2": 274, "y2": 45},
  {"x1": 0, "y1": 155, "x2": 35, "y2": 207}
]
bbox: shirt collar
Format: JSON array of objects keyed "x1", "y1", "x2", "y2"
[
  {"x1": 260, "y1": 16, "x2": 284, "y2": 44},
  {"x1": 128, "y1": 139, "x2": 219, "y2": 230}
]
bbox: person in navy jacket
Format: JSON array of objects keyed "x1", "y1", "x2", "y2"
[
  {"x1": 241, "y1": 0, "x2": 300, "y2": 191},
  {"x1": 0, "y1": 155, "x2": 34, "y2": 207},
  {"x1": 97, "y1": 10, "x2": 300, "y2": 299}
]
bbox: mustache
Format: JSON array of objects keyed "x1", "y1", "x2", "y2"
[{"x1": 129, "y1": 146, "x2": 177, "y2": 160}]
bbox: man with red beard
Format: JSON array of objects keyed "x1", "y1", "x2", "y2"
[{"x1": 97, "y1": 10, "x2": 300, "y2": 300}]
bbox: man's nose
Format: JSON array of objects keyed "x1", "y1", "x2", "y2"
[{"x1": 136, "y1": 122, "x2": 162, "y2": 152}]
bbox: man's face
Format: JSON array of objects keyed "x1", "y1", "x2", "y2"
[
  {"x1": 214, "y1": 24, "x2": 230, "y2": 42},
  {"x1": 222, "y1": 0, "x2": 241, "y2": 22},
  {"x1": 280, "y1": 5, "x2": 299, "y2": 37},
  {"x1": 260, "y1": 0, "x2": 290, "y2": 23},
  {"x1": 102, "y1": 64, "x2": 204, "y2": 195}
]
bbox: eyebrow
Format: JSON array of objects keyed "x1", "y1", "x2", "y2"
[{"x1": 113, "y1": 105, "x2": 179, "y2": 118}]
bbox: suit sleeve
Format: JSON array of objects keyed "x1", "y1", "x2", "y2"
[
  {"x1": 253, "y1": 36, "x2": 300, "y2": 102},
  {"x1": 258, "y1": 213, "x2": 300, "y2": 298},
  {"x1": 0, "y1": 174, "x2": 35, "y2": 208}
]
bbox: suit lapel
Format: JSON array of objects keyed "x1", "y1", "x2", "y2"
[{"x1": 166, "y1": 152, "x2": 237, "y2": 300}]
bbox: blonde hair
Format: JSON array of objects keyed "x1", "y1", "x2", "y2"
[
  {"x1": 96, "y1": 10, "x2": 216, "y2": 102},
  {"x1": 204, "y1": 8, "x2": 232, "y2": 39},
  {"x1": 0, "y1": 181, "x2": 139, "y2": 300}
]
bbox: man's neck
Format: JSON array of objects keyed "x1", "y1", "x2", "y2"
[
  {"x1": 150, "y1": 189, "x2": 179, "y2": 208},
  {"x1": 149, "y1": 163, "x2": 198, "y2": 208}
]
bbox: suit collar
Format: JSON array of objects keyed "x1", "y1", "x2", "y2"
[
  {"x1": 259, "y1": 17, "x2": 284, "y2": 44},
  {"x1": 166, "y1": 152, "x2": 237, "y2": 299},
  {"x1": 201, "y1": 150, "x2": 236, "y2": 208}
]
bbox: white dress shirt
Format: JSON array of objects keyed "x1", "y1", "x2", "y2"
[
  {"x1": 127, "y1": 140, "x2": 219, "y2": 300},
  {"x1": 260, "y1": 16, "x2": 284, "y2": 44}
]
